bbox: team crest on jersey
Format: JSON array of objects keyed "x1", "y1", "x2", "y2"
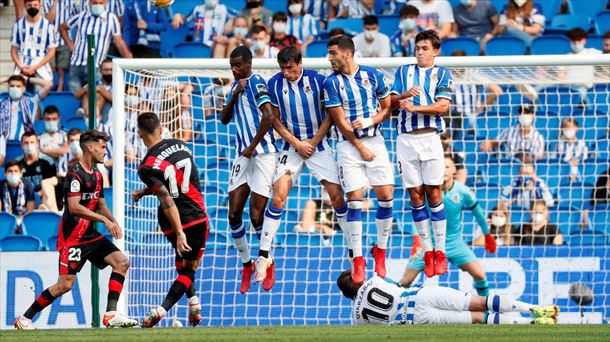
[
  {"x1": 448, "y1": 79, "x2": 455, "y2": 91},
  {"x1": 36, "y1": 166, "x2": 41, "y2": 173},
  {"x1": 304, "y1": 85, "x2": 311, "y2": 93},
  {"x1": 431, "y1": 74, "x2": 437, "y2": 80},
  {"x1": 451, "y1": 194, "x2": 460, "y2": 203},
  {"x1": 257, "y1": 83, "x2": 267, "y2": 92},
  {"x1": 284, "y1": 89, "x2": 288, "y2": 94}
]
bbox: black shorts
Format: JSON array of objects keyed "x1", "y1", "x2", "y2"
[
  {"x1": 58, "y1": 236, "x2": 120, "y2": 275},
  {"x1": 166, "y1": 221, "x2": 209, "y2": 261}
]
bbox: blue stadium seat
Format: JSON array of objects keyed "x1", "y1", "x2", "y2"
[
  {"x1": 5, "y1": 141, "x2": 22, "y2": 161},
  {"x1": 549, "y1": 14, "x2": 592, "y2": 32},
  {"x1": 326, "y1": 18, "x2": 363, "y2": 35},
  {"x1": 475, "y1": 115, "x2": 503, "y2": 139},
  {"x1": 205, "y1": 161, "x2": 230, "y2": 186},
  {"x1": 0, "y1": 235, "x2": 43, "y2": 251},
  {"x1": 485, "y1": 162, "x2": 520, "y2": 187},
  {"x1": 389, "y1": 234, "x2": 413, "y2": 249},
  {"x1": 534, "y1": 116, "x2": 560, "y2": 140},
  {"x1": 206, "y1": 231, "x2": 228, "y2": 247},
  {"x1": 43, "y1": 92, "x2": 81, "y2": 122},
  {"x1": 203, "y1": 185, "x2": 228, "y2": 211},
  {"x1": 570, "y1": 0, "x2": 606, "y2": 22},
  {"x1": 537, "y1": 86, "x2": 583, "y2": 116},
  {"x1": 173, "y1": 42, "x2": 212, "y2": 58},
  {"x1": 588, "y1": 84, "x2": 610, "y2": 114},
  {"x1": 475, "y1": 187, "x2": 500, "y2": 211},
  {"x1": 284, "y1": 233, "x2": 324, "y2": 246},
  {"x1": 549, "y1": 208, "x2": 581, "y2": 232},
  {"x1": 558, "y1": 183, "x2": 593, "y2": 210},
  {"x1": 510, "y1": 208, "x2": 530, "y2": 227},
  {"x1": 441, "y1": 37, "x2": 481, "y2": 56},
  {"x1": 585, "y1": 35, "x2": 605, "y2": 50},
  {"x1": 486, "y1": 36, "x2": 527, "y2": 56},
  {"x1": 589, "y1": 209, "x2": 610, "y2": 233},
  {"x1": 580, "y1": 115, "x2": 608, "y2": 141},
  {"x1": 160, "y1": 25, "x2": 189, "y2": 58},
  {"x1": 0, "y1": 212, "x2": 18, "y2": 240},
  {"x1": 47, "y1": 235, "x2": 58, "y2": 250},
  {"x1": 595, "y1": 11, "x2": 610, "y2": 34},
  {"x1": 531, "y1": 35, "x2": 571, "y2": 55},
  {"x1": 592, "y1": 139, "x2": 609, "y2": 161},
  {"x1": 377, "y1": 15, "x2": 400, "y2": 37},
  {"x1": 21, "y1": 211, "x2": 61, "y2": 248},
  {"x1": 580, "y1": 162, "x2": 609, "y2": 186},
  {"x1": 535, "y1": 0, "x2": 563, "y2": 19},
  {"x1": 34, "y1": 120, "x2": 46, "y2": 135},
  {"x1": 568, "y1": 229, "x2": 608, "y2": 245},
  {"x1": 266, "y1": 0, "x2": 287, "y2": 13},
  {"x1": 306, "y1": 40, "x2": 329, "y2": 57},
  {"x1": 64, "y1": 117, "x2": 87, "y2": 131}
]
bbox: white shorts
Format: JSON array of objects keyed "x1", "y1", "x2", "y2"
[
  {"x1": 228, "y1": 153, "x2": 277, "y2": 197},
  {"x1": 337, "y1": 135, "x2": 394, "y2": 193},
  {"x1": 13, "y1": 56, "x2": 53, "y2": 81},
  {"x1": 413, "y1": 286, "x2": 473, "y2": 325},
  {"x1": 273, "y1": 149, "x2": 340, "y2": 185},
  {"x1": 397, "y1": 133, "x2": 445, "y2": 188}
]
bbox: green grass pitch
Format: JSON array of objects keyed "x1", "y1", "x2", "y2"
[{"x1": 1, "y1": 325, "x2": 609, "y2": 342}]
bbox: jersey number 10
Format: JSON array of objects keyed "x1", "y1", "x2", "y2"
[{"x1": 163, "y1": 158, "x2": 192, "y2": 197}]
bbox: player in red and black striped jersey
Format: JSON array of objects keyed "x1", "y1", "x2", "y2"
[
  {"x1": 15, "y1": 130, "x2": 137, "y2": 330},
  {"x1": 131, "y1": 112, "x2": 209, "y2": 328}
]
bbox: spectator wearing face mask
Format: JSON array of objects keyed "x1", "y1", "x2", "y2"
[
  {"x1": 353, "y1": 15, "x2": 391, "y2": 58},
  {"x1": 15, "y1": 131, "x2": 58, "y2": 211},
  {"x1": 515, "y1": 200, "x2": 562, "y2": 246},
  {"x1": 171, "y1": 0, "x2": 229, "y2": 58},
  {"x1": 56, "y1": 128, "x2": 82, "y2": 178},
  {"x1": 492, "y1": 0, "x2": 544, "y2": 47},
  {"x1": 390, "y1": 4, "x2": 424, "y2": 57},
  {"x1": 551, "y1": 118, "x2": 589, "y2": 182},
  {"x1": 270, "y1": 12, "x2": 301, "y2": 51},
  {"x1": 239, "y1": 0, "x2": 273, "y2": 29},
  {"x1": 0, "y1": 160, "x2": 36, "y2": 230},
  {"x1": 480, "y1": 105, "x2": 545, "y2": 163},
  {"x1": 38, "y1": 105, "x2": 68, "y2": 162},
  {"x1": 225, "y1": 15, "x2": 251, "y2": 58},
  {"x1": 452, "y1": 0, "x2": 498, "y2": 53},
  {"x1": 11, "y1": 0, "x2": 58, "y2": 84},
  {"x1": 407, "y1": 0, "x2": 454, "y2": 40},
  {"x1": 287, "y1": 0, "x2": 317, "y2": 53},
  {"x1": 475, "y1": 206, "x2": 514, "y2": 246},
  {"x1": 74, "y1": 58, "x2": 113, "y2": 123},
  {"x1": 250, "y1": 25, "x2": 279, "y2": 58},
  {"x1": 498, "y1": 162, "x2": 554, "y2": 210}
]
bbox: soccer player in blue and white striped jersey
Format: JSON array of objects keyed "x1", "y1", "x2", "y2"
[
  {"x1": 220, "y1": 46, "x2": 278, "y2": 294},
  {"x1": 323, "y1": 36, "x2": 394, "y2": 284},
  {"x1": 389, "y1": 30, "x2": 453, "y2": 279},
  {"x1": 59, "y1": 0, "x2": 132, "y2": 93},
  {"x1": 11, "y1": 0, "x2": 58, "y2": 82},
  {"x1": 253, "y1": 46, "x2": 348, "y2": 291}
]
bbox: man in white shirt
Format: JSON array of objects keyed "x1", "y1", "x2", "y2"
[
  {"x1": 407, "y1": 0, "x2": 453, "y2": 40},
  {"x1": 249, "y1": 25, "x2": 279, "y2": 58},
  {"x1": 353, "y1": 15, "x2": 391, "y2": 58},
  {"x1": 560, "y1": 28, "x2": 603, "y2": 102},
  {"x1": 38, "y1": 105, "x2": 68, "y2": 162}
]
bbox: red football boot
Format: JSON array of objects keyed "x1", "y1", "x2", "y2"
[
  {"x1": 434, "y1": 250, "x2": 448, "y2": 275},
  {"x1": 423, "y1": 250, "x2": 436, "y2": 278},
  {"x1": 371, "y1": 245, "x2": 386, "y2": 278}
]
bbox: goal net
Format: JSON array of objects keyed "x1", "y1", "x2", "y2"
[{"x1": 111, "y1": 55, "x2": 610, "y2": 326}]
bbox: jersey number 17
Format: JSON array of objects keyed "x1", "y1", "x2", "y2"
[{"x1": 163, "y1": 158, "x2": 192, "y2": 197}]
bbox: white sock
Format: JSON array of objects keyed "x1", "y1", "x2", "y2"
[
  {"x1": 486, "y1": 313, "x2": 530, "y2": 324},
  {"x1": 335, "y1": 205, "x2": 350, "y2": 250},
  {"x1": 347, "y1": 201, "x2": 363, "y2": 258},
  {"x1": 487, "y1": 295, "x2": 533, "y2": 313},
  {"x1": 230, "y1": 222, "x2": 251, "y2": 263},
  {"x1": 430, "y1": 202, "x2": 447, "y2": 252},
  {"x1": 375, "y1": 199, "x2": 393, "y2": 249},
  {"x1": 259, "y1": 206, "x2": 283, "y2": 252},
  {"x1": 155, "y1": 306, "x2": 167, "y2": 318},
  {"x1": 411, "y1": 204, "x2": 433, "y2": 252}
]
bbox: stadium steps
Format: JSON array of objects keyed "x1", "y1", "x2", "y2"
[{"x1": 0, "y1": 4, "x2": 15, "y2": 88}]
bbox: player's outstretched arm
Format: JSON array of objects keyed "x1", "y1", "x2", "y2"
[
  {"x1": 96, "y1": 197, "x2": 123, "y2": 239},
  {"x1": 131, "y1": 187, "x2": 155, "y2": 202},
  {"x1": 242, "y1": 102, "x2": 276, "y2": 157},
  {"x1": 326, "y1": 106, "x2": 375, "y2": 161},
  {"x1": 220, "y1": 80, "x2": 245, "y2": 125},
  {"x1": 399, "y1": 98, "x2": 450, "y2": 116},
  {"x1": 67, "y1": 196, "x2": 122, "y2": 239},
  {"x1": 308, "y1": 114, "x2": 333, "y2": 147},
  {"x1": 353, "y1": 95, "x2": 392, "y2": 130},
  {"x1": 154, "y1": 184, "x2": 191, "y2": 256}
]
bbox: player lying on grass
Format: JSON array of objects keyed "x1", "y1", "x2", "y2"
[
  {"x1": 15, "y1": 130, "x2": 137, "y2": 329},
  {"x1": 337, "y1": 271, "x2": 559, "y2": 325},
  {"x1": 401, "y1": 154, "x2": 496, "y2": 295},
  {"x1": 132, "y1": 112, "x2": 209, "y2": 327}
]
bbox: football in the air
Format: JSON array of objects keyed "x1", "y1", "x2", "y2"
[{"x1": 148, "y1": 0, "x2": 175, "y2": 8}]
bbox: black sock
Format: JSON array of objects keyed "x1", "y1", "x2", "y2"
[
  {"x1": 186, "y1": 283, "x2": 196, "y2": 298},
  {"x1": 244, "y1": 259, "x2": 252, "y2": 267},
  {"x1": 259, "y1": 250, "x2": 269, "y2": 258},
  {"x1": 106, "y1": 272, "x2": 125, "y2": 312},
  {"x1": 161, "y1": 268, "x2": 194, "y2": 311},
  {"x1": 24, "y1": 288, "x2": 56, "y2": 319},
  {"x1": 348, "y1": 249, "x2": 354, "y2": 258}
]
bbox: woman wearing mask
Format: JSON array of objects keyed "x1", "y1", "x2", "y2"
[
  {"x1": 226, "y1": 15, "x2": 251, "y2": 58},
  {"x1": 515, "y1": 200, "x2": 563, "y2": 245},
  {"x1": 475, "y1": 207, "x2": 514, "y2": 246},
  {"x1": 286, "y1": 0, "x2": 317, "y2": 54},
  {"x1": 552, "y1": 118, "x2": 589, "y2": 182},
  {"x1": 492, "y1": 0, "x2": 545, "y2": 46}
]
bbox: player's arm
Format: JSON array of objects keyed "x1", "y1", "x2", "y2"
[
  {"x1": 271, "y1": 106, "x2": 315, "y2": 158},
  {"x1": 220, "y1": 80, "x2": 245, "y2": 125},
  {"x1": 67, "y1": 196, "x2": 122, "y2": 239},
  {"x1": 399, "y1": 98, "x2": 450, "y2": 116},
  {"x1": 309, "y1": 113, "x2": 333, "y2": 147},
  {"x1": 242, "y1": 102, "x2": 275, "y2": 158},
  {"x1": 352, "y1": 95, "x2": 392, "y2": 130},
  {"x1": 326, "y1": 106, "x2": 375, "y2": 161},
  {"x1": 131, "y1": 187, "x2": 155, "y2": 202},
  {"x1": 96, "y1": 197, "x2": 122, "y2": 236},
  {"x1": 154, "y1": 184, "x2": 191, "y2": 256}
]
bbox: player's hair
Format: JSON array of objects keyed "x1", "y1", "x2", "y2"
[
  {"x1": 451, "y1": 50, "x2": 467, "y2": 57},
  {"x1": 567, "y1": 27, "x2": 587, "y2": 41},
  {"x1": 336, "y1": 270, "x2": 362, "y2": 300},
  {"x1": 43, "y1": 105, "x2": 60, "y2": 116},
  {"x1": 272, "y1": 11, "x2": 288, "y2": 22},
  {"x1": 328, "y1": 35, "x2": 355, "y2": 55},
  {"x1": 363, "y1": 15, "x2": 378, "y2": 26},
  {"x1": 604, "y1": 30, "x2": 610, "y2": 39},
  {"x1": 329, "y1": 28, "x2": 346, "y2": 38},
  {"x1": 277, "y1": 45, "x2": 302, "y2": 66},
  {"x1": 230, "y1": 46, "x2": 253, "y2": 63},
  {"x1": 444, "y1": 153, "x2": 455, "y2": 163},
  {"x1": 79, "y1": 130, "x2": 110, "y2": 151},
  {"x1": 530, "y1": 199, "x2": 547, "y2": 211},
  {"x1": 137, "y1": 112, "x2": 161, "y2": 135},
  {"x1": 399, "y1": 4, "x2": 419, "y2": 18},
  {"x1": 101, "y1": 58, "x2": 112, "y2": 65},
  {"x1": 251, "y1": 25, "x2": 268, "y2": 36},
  {"x1": 4, "y1": 160, "x2": 21, "y2": 171},
  {"x1": 519, "y1": 104, "x2": 536, "y2": 114},
  {"x1": 68, "y1": 127, "x2": 82, "y2": 138},
  {"x1": 20, "y1": 130, "x2": 37, "y2": 142},
  {"x1": 8, "y1": 75, "x2": 26, "y2": 86},
  {"x1": 416, "y1": 30, "x2": 441, "y2": 49},
  {"x1": 24, "y1": 0, "x2": 39, "y2": 3}
]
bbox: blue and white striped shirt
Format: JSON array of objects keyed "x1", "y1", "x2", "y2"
[
  {"x1": 453, "y1": 84, "x2": 482, "y2": 117},
  {"x1": 267, "y1": 69, "x2": 328, "y2": 152},
  {"x1": 501, "y1": 176, "x2": 554, "y2": 208},
  {"x1": 352, "y1": 276, "x2": 420, "y2": 325},
  {"x1": 323, "y1": 65, "x2": 390, "y2": 142},
  {"x1": 80, "y1": 0, "x2": 125, "y2": 17},
  {"x1": 0, "y1": 95, "x2": 40, "y2": 141},
  {"x1": 389, "y1": 28, "x2": 424, "y2": 57},
  {"x1": 304, "y1": 0, "x2": 327, "y2": 21},
  {"x1": 288, "y1": 14, "x2": 318, "y2": 43},
  {"x1": 224, "y1": 74, "x2": 278, "y2": 157},
  {"x1": 553, "y1": 139, "x2": 589, "y2": 163},
  {"x1": 67, "y1": 11, "x2": 121, "y2": 66},
  {"x1": 497, "y1": 125, "x2": 545, "y2": 159},
  {"x1": 43, "y1": 0, "x2": 78, "y2": 46},
  {"x1": 185, "y1": 4, "x2": 229, "y2": 46},
  {"x1": 390, "y1": 64, "x2": 452, "y2": 134},
  {"x1": 10, "y1": 17, "x2": 58, "y2": 63}
]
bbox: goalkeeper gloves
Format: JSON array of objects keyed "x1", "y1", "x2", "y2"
[
  {"x1": 410, "y1": 235, "x2": 422, "y2": 256},
  {"x1": 484, "y1": 234, "x2": 497, "y2": 254}
]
